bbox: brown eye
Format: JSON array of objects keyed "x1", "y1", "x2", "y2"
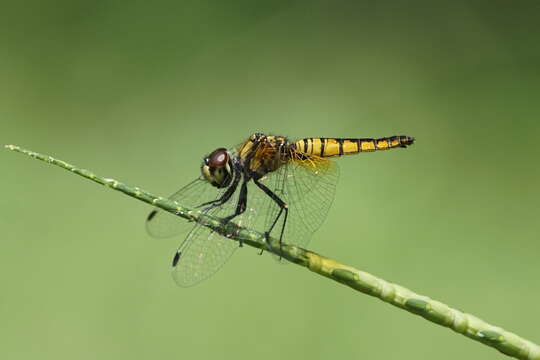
[{"x1": 207, "y1": 148, "x2": 228, "y2": 167}]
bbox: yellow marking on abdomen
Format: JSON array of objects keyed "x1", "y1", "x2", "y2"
[
  {"x1": 321, "y1": 138, "x2": 340, "y2": 156},
  {"x1": 342, "y1": 140, "x2": 358, "y2": 154}
]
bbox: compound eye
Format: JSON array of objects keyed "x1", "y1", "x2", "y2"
[{"x1": 207, "y1": 148, "x2": 228, "y2": 167}]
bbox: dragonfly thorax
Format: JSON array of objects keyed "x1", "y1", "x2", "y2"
[
  {"x1": 201, "y1": 148, "x2": 233, "y2": 188},
  {"x1": 238, "y1": 134, "x2": 290, "y2": 179}
]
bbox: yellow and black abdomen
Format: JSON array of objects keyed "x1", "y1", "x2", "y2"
[{"x1": 293, "y1": 136, "x2": 415, "y2": 157}]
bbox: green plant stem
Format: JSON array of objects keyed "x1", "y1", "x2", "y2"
[{"x1": 6, "y1": 144, "x2": 539, "y2": 360}]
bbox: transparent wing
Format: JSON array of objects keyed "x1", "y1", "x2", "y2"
[
  {"x1": 255, "y1": 154, "x2": 339, "y2": 250},
  {"x1": 171, "y1": 179, "x2": 262, "y2": 287},
  {"x1": 172, "y1": 223, "x2": 238, "y2": 287},
  {"x1": 145, "y1": 178, "x2": 227, "y2": 239},
  {"x1": 145, "y1": 167, "x2": 264, "y2": 287}
]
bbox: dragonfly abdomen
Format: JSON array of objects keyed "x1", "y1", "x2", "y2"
[{"x1": 293, "y1": 136, "x2": 415, "y2": 157}]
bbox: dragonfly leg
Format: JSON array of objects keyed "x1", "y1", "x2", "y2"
[
  {"x1": 221, "y1": 179, "x2": 248, "y2": 246},
  {"x1": 253, "y1": 178, "x2": 288, "y2": 258}
]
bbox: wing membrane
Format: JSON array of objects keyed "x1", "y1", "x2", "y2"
[
  {"x1": 146, "y1": 170, "x2": 263, "y2": 287},
  {"x1": 256, "y1": 153, "x2": 339, "y2": 249},
  {"x1": 145, "y1": 178, "x2": 227, "y2": 239},
  {"x1": 171, "y1": 178, "x2": 262, "y2": 287}
]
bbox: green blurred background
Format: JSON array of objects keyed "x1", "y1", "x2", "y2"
[{"x1": 2, "y1": 1, "x2": 539, "y2": 359}]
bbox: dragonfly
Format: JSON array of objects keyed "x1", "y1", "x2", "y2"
[{"x1": 146, "y1": 133, "x2": 415, "y2": 286}]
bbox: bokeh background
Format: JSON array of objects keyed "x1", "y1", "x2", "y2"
[{"x1": 2, "y1": 1, "x2": 539, "y2": 359}]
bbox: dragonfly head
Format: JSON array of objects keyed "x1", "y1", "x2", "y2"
[{"x1": 201, "y1": 148, "x2": 233, "y2": 188}]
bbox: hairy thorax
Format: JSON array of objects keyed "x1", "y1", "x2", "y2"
[{"x1": 237, "y1": 134, "x2": 290, "y2": 179}]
